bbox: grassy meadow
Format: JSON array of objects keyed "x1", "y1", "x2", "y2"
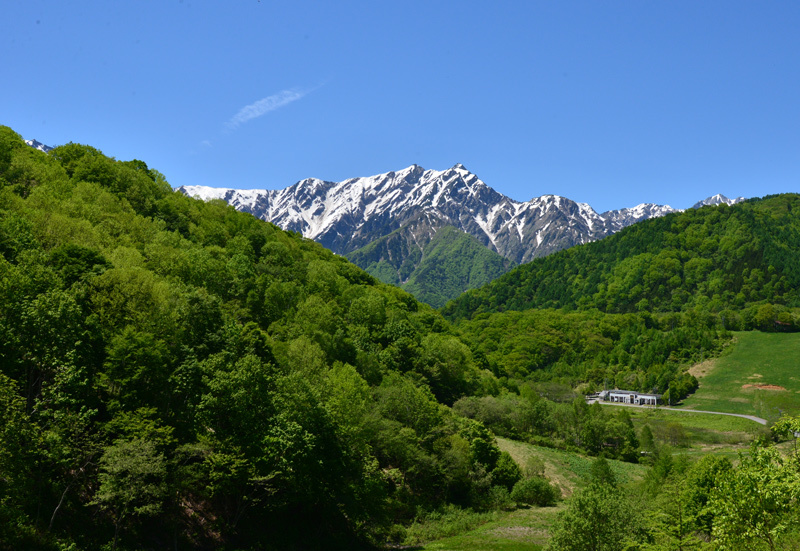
[
  {"x1": 624, "y1": 407, "x2": 768, "y2": 460},
  {"x1": 496, "y1": 438, "x2": 647, "y2": 497},
  {"x1": 411, "y1": 505, "x2": 562, "y2": 551},
  {"x1": 408, "y1": 439, "x2": 647, "y2": 551},
  {"x1": 679, "y1": 331, "x2": 800, "y2": 420}
]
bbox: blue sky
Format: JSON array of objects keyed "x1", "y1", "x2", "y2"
[{"x1": 4, "y1": 1, "x2": 799, "y2": 212}]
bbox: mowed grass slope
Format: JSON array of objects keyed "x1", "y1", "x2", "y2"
[
  {"x1": 496, "y1": 438, "x2": 647, "y2": 497},
  {"x1": 412, "y1": 506, "x2": 562, "y2": 551},
  {"x1": 680, "y1": 331, "x2": 800, "y2": 420}
]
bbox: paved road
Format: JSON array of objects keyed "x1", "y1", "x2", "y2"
[{"x1": 588, "y1": 399, "x2": 768, "y2": 425}]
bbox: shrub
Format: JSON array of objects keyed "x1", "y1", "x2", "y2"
[
  {"x1": 510, "y1": 476, "x2": 560, "y2": 506},
  {"x1": 491, "y1": 451, "x2": 522, "y2": 491}
]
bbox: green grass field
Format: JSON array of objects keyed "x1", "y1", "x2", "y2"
[
  {"x1": 623, "y1": 407, "x2": 768, "y2": 460},
  {"x1": 496, "y1": 438, "x2": 647, "y2": 497},
  {"x1": 413, "y1": 505, "x2": 562, "y2": 551},
  {"x1": 679, "y1": 331, "x2": 800, "y2": 421}
]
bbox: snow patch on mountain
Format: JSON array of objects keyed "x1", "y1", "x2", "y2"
[
  {"x1": 691, "y1": 194, "x2": 746, "y2": 209},
  {"x1": 178, "y1": 166, "x2": 750, "y2": 265},
  {"x1": 24, "y1": 139, "x2": 53, "y2": 153}
]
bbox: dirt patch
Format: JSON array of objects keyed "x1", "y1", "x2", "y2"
[
  {"x1": 747, "y1": 373, "x2": 764, "y2": 379},
  {"x1": 688, "y1": 359, "x2": 718, "y2": 379},
  {"x1": 741, "y1": 383, "x2": 787, "y2": 391}
]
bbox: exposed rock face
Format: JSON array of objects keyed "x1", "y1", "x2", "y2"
[{"x1": 178, "y1": 164, "x2": 685, "y2": 264}]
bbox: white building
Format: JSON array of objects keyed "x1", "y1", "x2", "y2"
[{"x1": 598, "y1": 389, "x2": 660, "y2": 406}]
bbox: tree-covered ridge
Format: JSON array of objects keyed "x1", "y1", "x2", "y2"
[
  {"x1": 454, "y1": 308, "x2": 718, "y2": 403},
  {"x1": 443, "y1": 195, "x2": 800, "y2": 321},
  {"x1": 347, "y1": 223, "x2": 514, "y2": 308},
  {"x1": 0, "y1": 126, "x2": 518, "y2": 550}
]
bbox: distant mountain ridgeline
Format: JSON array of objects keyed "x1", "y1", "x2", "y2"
[
  {"x1": 443, "y1": 194, "x2": 800, "y2": 323},
  {"x1": 178, "y1": 165, "x2": 744, "y2": 306}
]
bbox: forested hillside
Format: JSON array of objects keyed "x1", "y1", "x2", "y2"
[
  {"x1": 348, "y1": 224, "x2": 515, "y2": 308},
  {"x1": 0, "y1": 126, "x2": 521, "y2": 550},
  {"x1": 442, "y1": 193, "x2": 800, "y2": 409},
  {"x1": 444, "y1": 195, "x2": 800, "y2": 322}
]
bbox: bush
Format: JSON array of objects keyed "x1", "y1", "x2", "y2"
[
  {"x1": 491, "y1": 451, "x2": 522, "y2": 491},
  {"x1": 487, "y1": 486, "x2": 515, "y2": 511},
  {"x1": 511, "y1": 476, "x2": 560, "y2": 506}
]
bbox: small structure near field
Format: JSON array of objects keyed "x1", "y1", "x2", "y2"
[{"x1": 597, "y1": 389, "x2": 661, "y2": 406}]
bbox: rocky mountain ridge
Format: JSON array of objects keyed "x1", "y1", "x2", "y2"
[{"x1": 178, "y1": 164, "x2": 743, "y2": 265}]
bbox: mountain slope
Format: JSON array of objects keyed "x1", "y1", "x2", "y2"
[
  {"x1": 178, "y1": 164, "x2": 689, "y2": 305},
  {"x1": 347, "y1": 222, "x2": 515, "y2": 308},
  {"x1": 178, "y1": 164, "x2": 679, "y2": 265},
  {"x1": 443, "y1": 194, "x2": 800, "y2": 320}
]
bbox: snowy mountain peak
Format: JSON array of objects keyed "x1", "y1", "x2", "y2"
[
  {"x1": 179, "y1": 165, "x2": 620, "y2": 264},
  {"x1": 178, "y1": 165, "x2": 752, "y2": 266},
  {"x1": 24, "y1": 139, "x2": 53, "y2": 153},
  {"x1": 691, "y1": 194, "x2": 745, "y2": 209},
  {"x1": 601, "y1": 203, "x2": 681, "y2": 230}
]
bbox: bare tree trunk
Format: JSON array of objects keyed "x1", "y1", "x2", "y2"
[{"x1": 49, "y1": 481, "x2": 72, "y2": 531}]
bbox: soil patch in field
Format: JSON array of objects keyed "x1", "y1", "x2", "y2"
[
  {"x1": 689, "y1": 359, "x2": 718, "y2": 379},
  {"x1": 741, "y1": 383, "x2": 787, "y2": 391}
]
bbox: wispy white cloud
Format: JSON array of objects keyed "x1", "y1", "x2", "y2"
[{"x1": 226, "y1": 88, "x2": 308, "y2": 130}]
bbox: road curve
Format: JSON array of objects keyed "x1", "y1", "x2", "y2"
[{"x1": 589, "y1": 400, "x2": 768, "y2": 425}]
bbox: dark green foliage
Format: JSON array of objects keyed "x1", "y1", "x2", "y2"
[
  {"x1": 588, "y1": 457, "x2": 617, "y2": 487},
  {"x1": 444, "y1": 195, "x2": 800, "y2": 319},
  {"x1": 348, "y1": 224, "x2": 514, "y2": 308},
  {"x1": 454, "y1": 392, "x2": 639, "y2": 460},
  {"x1": 491, "y1": 451, "x2": 523, "y2": 491},
  {"x1": 0, "y1": 127, "x2": 498, "y2": 549},
  {"x1": 510, "y1": 476, "x2": 560, "y2": 507},
  {"x1": 546, "y1": 482, "x2": 648, "y2": 551},
  {"x1": 454, "y1": 308, "x2": 724, "y2": 405},
  {"x1": 91, "y1": 438, "x2": 168, "y2": 550}
]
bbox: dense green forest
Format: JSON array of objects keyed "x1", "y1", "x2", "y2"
[
  {"x1": 0, "y1": 126, "x2": 528, "y2": 549},
  {"x1": 455, "y1": 308, "x2": 716, "y2": 403},
  {"x1": 443, "y1": 194, "x2": 800, "y2": 320},
  {"x1": 347, "y1": 224, "x2": 514, "y2": 308}
]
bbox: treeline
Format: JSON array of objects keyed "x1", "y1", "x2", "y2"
[
  {"x1": 0, "y1": 126, "x2": 520, "y2": 550},
  {"x1": 454, "y1": 392, "x2": 640, "y2": 462},
  {"x1": 443, "y1": 194, "x2": 800, "y2": 321},
  {"x1": 455, "y1": 308, "x2": 720, "y2": 402}
]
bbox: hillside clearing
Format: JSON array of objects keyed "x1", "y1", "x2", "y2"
[{"x1": 679, "y1": 332, "x2": 800, "y2": 420}]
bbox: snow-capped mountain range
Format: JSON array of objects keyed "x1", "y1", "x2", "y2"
[{"x1": 177, "y1": 164, "x2": 744, "y2": 264}]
